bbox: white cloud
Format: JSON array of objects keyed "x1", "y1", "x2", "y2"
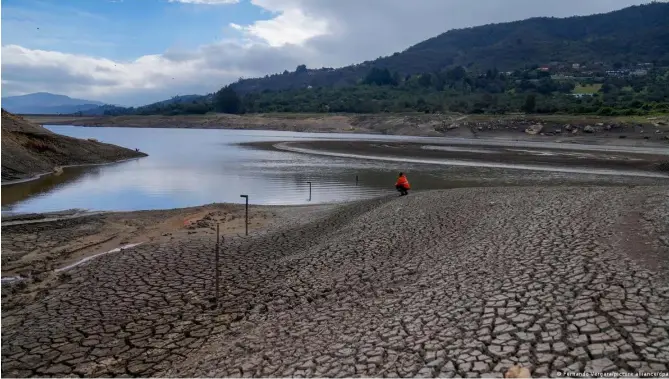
[
  {"x1": 235, "y1": 8, "x2": 329, "y2": 47},
  {"x1": 1, "y1": 0, "x2": 652, "y2": 105},
  {"x1": 1, "y1": 44, "x2": 254, "y2": 105}
]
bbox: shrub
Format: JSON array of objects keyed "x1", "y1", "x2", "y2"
[{"x1": 25, "y1": 140, "x2": 50, "y2": 152}]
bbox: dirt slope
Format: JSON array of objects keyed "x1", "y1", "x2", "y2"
[
  {"x1": 25, "y1": 113, "x2": 669, "y2": 143},
  {"x1": 1, "y1": 109, "x2": 147, "y2": 183}
]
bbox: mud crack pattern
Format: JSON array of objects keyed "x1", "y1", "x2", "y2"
[{"x1": 2, "y1": 187, "x2": 668, "y2": 378}]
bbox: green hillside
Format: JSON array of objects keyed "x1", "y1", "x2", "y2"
[
  {"x1": 92, "y1": 3, "x2": 669, "y2": 117},
  {"x1": 230, "y1": 3, "x2": 669, "y2": 94}
]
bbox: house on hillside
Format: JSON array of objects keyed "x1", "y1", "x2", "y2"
[
  {"x1": 538, "y1": 66, "x2": 550, "y2": 72},
  {"x1": 631, "y1": 69, "x2": 648, "y2": 76},
  {"x1": 606, "y1": 70, "x2": 629, "y2": 77}
]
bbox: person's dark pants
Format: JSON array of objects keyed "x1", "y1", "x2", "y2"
[{"x1": 396, "y1": 185, "x2": 409, "y2": 196}]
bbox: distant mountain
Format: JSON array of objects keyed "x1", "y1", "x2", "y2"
[
  {"x1": 142, "y1": 95, "x2": 206, "y2": 107},
  {"x1": 78, "y1": 104, "x2": 130, "y2": 116},
  {"x1": 230, "y1": 2, "x2": 669, "y2": 94},
  {"x1": 83, "y1": 94, "x2": 215, "y2": 116},
  {"x1": 1, "y1": 92, "x2": 106, "y2": 115}
]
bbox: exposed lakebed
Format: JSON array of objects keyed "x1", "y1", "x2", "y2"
[{"x1": 2, "y1": 126, "x2": 668, "y2": 214}]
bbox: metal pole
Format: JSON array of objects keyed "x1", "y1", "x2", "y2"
[
  {"x1": 240, "y1": 195, "x2": 249, "y2": 236},
  {"x1": 307, "y1": 181, "x2": 312, "y2": 201},
  {"x1": 215, "y1": 223, "x2": 220, "y2": 308}
]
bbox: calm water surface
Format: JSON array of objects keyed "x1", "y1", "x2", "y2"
[{"x1": 2, "y1": 126, "x2": 665, "y2": 214}]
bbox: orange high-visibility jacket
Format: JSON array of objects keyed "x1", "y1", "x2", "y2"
[{"x1": 396, "y1": 175, "x2": 410, "y2": 189}]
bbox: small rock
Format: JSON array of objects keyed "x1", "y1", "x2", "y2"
[
  {"x1": 584, "y1": 358, "x2": 616, "y2": 373},
  {"x1": 584, "y1": 125, "x2": 595, "y2": 133},
  {"x1": 524, "y1": 124, "x2": 543, "y2": 135},
  {"x1": 504, "y1": 365, "x2": 531, "y2": 378}
]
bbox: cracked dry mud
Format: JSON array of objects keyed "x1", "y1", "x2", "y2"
[{"x1": 2, "y1": 187, "x2": 669, "y2": 378}]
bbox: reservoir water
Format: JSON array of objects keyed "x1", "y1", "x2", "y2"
[{"x1": 2, "y1": 126, "x2": 667, "y2": 214}]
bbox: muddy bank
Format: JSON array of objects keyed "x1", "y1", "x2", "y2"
[
  {"x1": 24, "y1": 113, "x2": 669, "y2": 143},
  {"x1": 0, "y1": 203, "x2": 333, "y2": 311},
  {"x1": 1, "y1": 110, "x2": 147, "y2": 183},
  {"x1": 250, "y1": 139, "x2": 669, "y2": 177},
  {"x1": 2, "y1": 187, "x2": 668, "y2": 377}
]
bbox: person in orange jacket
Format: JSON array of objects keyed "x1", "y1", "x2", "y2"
[{"x1": 395, "y1": 172, "x2": 410, "y2": 196}]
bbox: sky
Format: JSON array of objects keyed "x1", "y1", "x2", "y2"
[{"x1": 0, "y1": 0, "x2": 655, "y2": 106}]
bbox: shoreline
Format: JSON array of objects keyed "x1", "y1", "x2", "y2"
[
  {"x1": 0, "y1": 156, "x2": 146, "y2": 187},
  {"x1": 245, "y1": 139, "x2": 669, "y2": 178},
  {"x1": 23, "y1": 113, "x2": 669, "y2": 145},
  {"x1": 1, "y1": 110, "x2": 148, "y2": 186},
  {"x1": 2, "y1": 186, "x2": 668, "y2": 377},
  {"x1": 277, "y1": 142, "x2": 669, "y2": 178},
  {"x1": 1, "y1": 201, "x2": 337, "y2": 279}
]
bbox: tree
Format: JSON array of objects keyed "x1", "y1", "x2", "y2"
[
  {"x1": 418, "y1": 73, "x2": 433, "y2": 88},
  {"x1": 522, "y1": 94, "x2": 536, "y2": 113},
  {"x1": 214, "y1": 86, "x2": 242, "y2": 114},
  {"x1": 392, "y1": 72, "x2": 402, "y2": 86},
  {"x1": 537, "y1": 78, "x2": 557, "y2": 95},
  {"x1": 295, "y1": 64, "x2": 308, "y2": 74},
  {"x1": 363, "y1": 68, "x2": 397, "y2": 86},
  {"x1": 445, "y1": 66, "x2": 467, "y2": 82},
  {"x1": 600, "y1": 83, "x2": 617, "y2": 94}
]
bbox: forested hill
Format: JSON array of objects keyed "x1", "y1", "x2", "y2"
[{"x1": 230, "y1": 2, "x2": 669, "y2": 94}]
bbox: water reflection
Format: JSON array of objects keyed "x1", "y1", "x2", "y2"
[
  {"x1": 2, "y1": 166, "x2": 93, "y2": 206},
  {"x1": 2, "y1": 126, "x2": 668, "y2": 214}
]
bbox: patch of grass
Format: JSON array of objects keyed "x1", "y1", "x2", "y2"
[
  {"x1": 572, "y1": 84, "x2": 602, "y2": 94},
  {"x1": 24, "y1": 139, "x2": 51, "y2": 152}
]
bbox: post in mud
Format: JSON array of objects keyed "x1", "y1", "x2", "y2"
[
  {"x1": 214, "y1": 223, "x2": 221, "y2": 308},
  {"x1": 240, "y1": 194, "x2": 249, "y2": 236}
]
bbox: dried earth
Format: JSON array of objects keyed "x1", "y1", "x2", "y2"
[
  {"x1": 0, "y1": 203, "x2": 323, "y2": 310},
  {"x1": 2, "y1": 187, "x2": 669, "y2": 378},
  {"x1": 254, "y1": 139, "x2": 669, "y2": 176},
  {"x1": 1, "y1": 110, "x2": 147, "y2": 183},
  {"x1": 23, "y1": 113, "x2": 669, "y2": 144}
]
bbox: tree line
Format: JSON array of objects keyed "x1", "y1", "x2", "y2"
[{"x1": 101, "y1": 66, "x2": 669, "y2": 117}]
